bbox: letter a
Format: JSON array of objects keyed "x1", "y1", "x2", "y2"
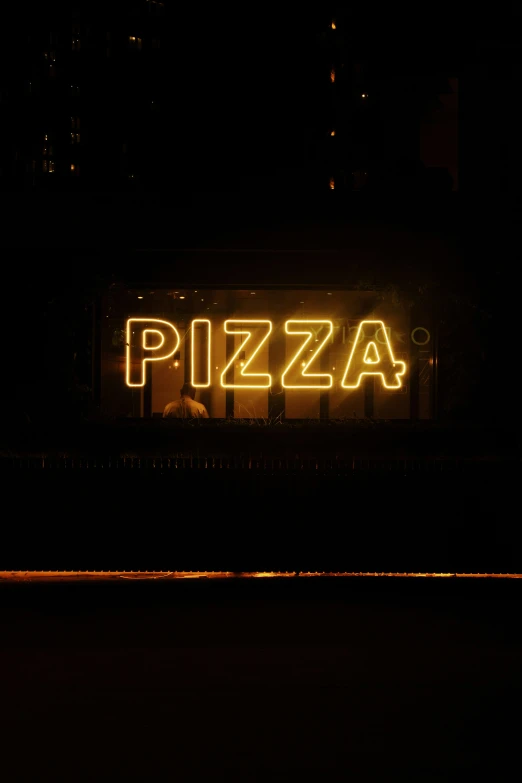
[{"x1": 341, "y1": 320, "x2": 406, "y2": 389}]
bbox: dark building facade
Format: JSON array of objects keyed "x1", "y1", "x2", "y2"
[{"x1": 1, "y1": 3, "x2": 459, "y2": 195}]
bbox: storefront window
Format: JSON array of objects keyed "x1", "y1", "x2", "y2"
[{"x1": 100, "y1": 287, "x2": 433, "y2": 420}]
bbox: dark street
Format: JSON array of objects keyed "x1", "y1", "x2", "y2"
[{"x1": 1, "y1": 576, "x2": 520, "y2": 780}]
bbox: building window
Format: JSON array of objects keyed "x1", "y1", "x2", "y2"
[
  {"x1": 329, "y1": 177, "x2": 335, "y2": 190},
  {"x1": 70, "y1": 163, "x2": 80, "y2": 175},
  {"x1": 352, "y1": 170, "x2": 368, "y2": 190},
  {"x1": 129, "y1": 36, "x2": 142, "y2": 50},
  {"x1": 70, "y1": 132, "x2": 80, "y2": 144},
  {"x1": 147, "y1": 0, "x2": 165, "y2": 13},
  {"x1": 330, "y1": 68, "x2": 335, "y2": 84},
  {"x1": 42, "y1": 160, "x2": 48, "y2": 172},
  {"x1": 70, "y1": 84, "x2": 80, "y2": 96},
  {"x1": 71, "y1": 116, "x2": 80, "y2": 129},
  {"x1": 49, "y1": 161, "x2": 55, "y2": 173},
  {"x1": 72, "y1": 27, "x2": 81, "y2": 51}
]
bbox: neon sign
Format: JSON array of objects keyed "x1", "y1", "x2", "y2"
[
  {"x1": 125, "y1": 318, "x2": 407, "y2": 390},
  {"x1": 341, "y1": 320, "x2": 406, "y2": 389},
  {"x1": 221, "y1": 320, "x2": 273, "y2": 389},
  {"x1": 283, "y1": 320, "x2": 333, "y2": 389}
]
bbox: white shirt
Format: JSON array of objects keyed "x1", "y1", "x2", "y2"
[{"x1": 163, "y1": 395, "x2": 209, "y2": 419}]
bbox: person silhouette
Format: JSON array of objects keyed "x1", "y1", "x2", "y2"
[{"x1": 163, "y1": 382, "x2": 209, "y2": 418}]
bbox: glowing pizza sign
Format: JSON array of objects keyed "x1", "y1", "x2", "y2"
[{"x1": 125, "y1": 318, "x2": 406, "y2": 390}]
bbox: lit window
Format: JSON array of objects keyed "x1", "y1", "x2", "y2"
[
  {"x1": 42, "y1": 146, "x2": 47, "y2": 155},
  {"x1": 49, "y1": 160, "x2": 55, "y2": 173},
  {"x1": 129, "y1": 36, "x2": 142, "y2": 49},
  {"x1": 330, "y1": 129, "x2": 336, "y2": 137},
  {"x1": 70, "y1": 132, "x2": 80, "y2": 143},
  {"x1": 72, "y1": 38, "x2": 80, "y2": 51},
  {"x1": 50, "y1": 51, "x2": 56, "y2": 61},
  {"x1": 330, "y1": 68, "x2": 335, "y2": 83},
  {"x1": 361, "y1": 93, "x2": 368, "y2": 99},
  {"x1": 331, "y1": 20, "x2": 336, "y2": 30},
  {"x1": 329, "y1": 177, "x2": 335, "y2": 190}
]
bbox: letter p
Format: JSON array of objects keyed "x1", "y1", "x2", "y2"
[{"x1": 126, "y1": 318, "x2": 180, "y2": 387}]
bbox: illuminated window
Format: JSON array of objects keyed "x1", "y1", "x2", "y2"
[
  {"x1": 50, "y1": 51, "x2": 56, "y2": 61},
  {"x1": 361, "y1": 93, "x2": 368, "y2": 99},
  {"x1": 331, "y1": 20, "x2": 336, "y2": 30},
  {"x1": 70, "y1": 163, "x2": 80, "y2": 175},
  {"x1": 72, "y1": 38, "x2": 81, "y2": 51},
  {"x1": 48, "y1": 160, "x2": 55, "y2": 173},
  {"x1": 70, "y1": 132, "x2": 80, "y2": 143},
  {"x1": 330, "y1": 68, "x2": 335, "y2": 83},
  {"x1": 42, "y1": 146, "x2": 47, "y2": 155},
  {"x1": 329, "y1": 177, "x2": 335, "y2": 190},
  {"x1": 129, "y1": 36, "x2": 142, "y2": 50},
  {"x1": 330, "y1": 129, "x2": 336, "y2": 137}
]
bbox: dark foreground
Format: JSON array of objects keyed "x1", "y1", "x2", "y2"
[{"x1": 1, "y1": 577, "x2": 521, "y2": 780}]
